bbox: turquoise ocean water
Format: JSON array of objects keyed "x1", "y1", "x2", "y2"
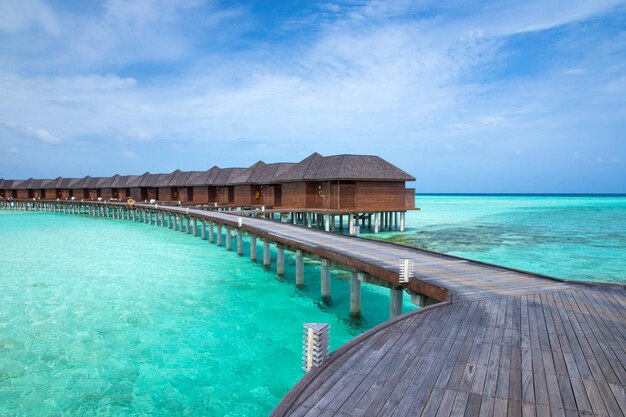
[
  {"x1": 0, "y1": 211, "x2": 412, "y2": 417},
  {"x1": 369, "y1": 194, "x2": 626, "y2": 284},
  {"x1": 1, "y1": 194, "x2": 624, "y2": 416}
]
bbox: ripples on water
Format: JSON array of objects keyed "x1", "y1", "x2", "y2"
[{"x1": 369, "y1": 195, "x2": 626, "y2": 284}]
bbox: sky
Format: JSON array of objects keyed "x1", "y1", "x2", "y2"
[{"x1": 0, "y1": 0, "x2": 625, "y2": 193}]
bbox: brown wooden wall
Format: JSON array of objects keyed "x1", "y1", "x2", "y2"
[
  {"x1": 305, "y1": 182, "x2": 318, "y2": 208},
  {"x1": 157, "y1": 187, "x2": 172, "y2": 201},
  {"x1": 216, "y1": 187, "x2": 229, "y2": 205},
  {"x1": 251, "y1": 185, "x2": 271, "y2": 206},
  {"x1": 17, "y1": 190, "x2": 29, "y2": 199},
  {"x1": 129, "y1": 188, "x2": 142, "y2": 200},
  {"x1": 281, "y1": 182, "x2": 306, "y2": 208},
  {"x1": 191, "y1": 186, "x2": 211, "y2": 204},
  {"x1": 338, "y1": 182, "x2": 356, "y2": 209},
  {"x1": 59, "y1": 189, "x2": 71, "y2": 200},
  {"x1": 141, "y1": 188, "x2": 158, "y2": 201},
  {"x1": 73, "y1": 189, "x2": 87, "y2": 200},
  {"x1": 233, "y1": 185, "x2": 251, "y2": 206},
  {"x1": 113, "y1": 189, "x2": 122, "y2": 200},
  {"x1": 173, "y1": 187, "x2": 187, "y2": 203},
  {"x1": 87, "y1": 189, "x2": 99, "y2": 200},
  {"x1": 355, "y1": 181, "x2": 405, "y2": 210},
  {"x1": 207, "y1": 187, "x2": 217, "y2": 204},
  {"x1": 27, "y1": 190, "x2": 42, "y2": 199},
  {"x1": 266, "y1": 185, "x2": 276, "y2": 206},
  {"x1": 405, "y1": 188, "x2": 415, "y2": 209}
]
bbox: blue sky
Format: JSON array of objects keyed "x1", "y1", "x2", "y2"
[{"x1": 0, "y1": 0, "x2": 625, "y2": 193}]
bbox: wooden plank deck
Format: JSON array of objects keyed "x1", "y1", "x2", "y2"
[{"x1": 272, "y1": 286, "x2": 625, "y2": 417}]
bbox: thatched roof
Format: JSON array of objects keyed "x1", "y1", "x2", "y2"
[
  {"x1": 229, "y1": 161, "x2": 296, "y2": 184},
  {"x1": 187, "y1": 166, "x2": 221, "y2": 186},
  {"x1": 4, "y1": 153, "x2": 414, "y2": 190},
  {"x1": 9, "y1": 179, "x2": 25, "y2": 189},
  {"x1": 278, "y1": 153, "x2": 414, "y2": 182},
  {"x1": 69, "y1": 176, "x2": 102, "y2": 189},
  {"x1": 215, "y1": 167, "x2": 248, "y2": 186},
  {"x1": 12, "y1": 178, "x2": 31, "y2": 189}
]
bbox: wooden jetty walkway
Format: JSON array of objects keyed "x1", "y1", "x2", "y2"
[{"x1": 1, "y1": 200, "x2": 625, "y2": 417}]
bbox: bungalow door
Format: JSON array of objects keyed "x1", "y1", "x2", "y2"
[
  {"x1": 273, "y1": 185, "x2": 282, "y2": 207},
  {"x1": 228, "y1": 187, "x2": 234, "y2": 204}
]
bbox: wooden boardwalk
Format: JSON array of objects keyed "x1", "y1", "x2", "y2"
[
  {"x1": 154, "y1": 205, "x2": 625, "y2": 417},
  {"x1": 3, "y1": 201, "x2": 625, "y2": 416}
]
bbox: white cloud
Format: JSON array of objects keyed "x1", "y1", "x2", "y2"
[
  {"x1": 0, "y1": 0, "x2": 59, "y2": 35},
  {"x1": 124, "y1": 127, "x2": 152, "y2": 141},
  {"x1": 121, "y1": 149, "x2": 137, "y2": 159},
  {"x1": 6, "y1": 146, "x2": 18, "y2": 154},
  {"x1": 1, "y1": 121, "x2": 60, "y2": 144},
  {"x1": 477, "y1": 116, "x2": 507, "y2": 126}
]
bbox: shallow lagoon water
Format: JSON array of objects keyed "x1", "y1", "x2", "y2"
[
  {"x1": 369, "y1": 195, "x2": 626, "y2": 284},
  {"x1": 0, "y1": 212, "x2": 413, "y2": 416}
]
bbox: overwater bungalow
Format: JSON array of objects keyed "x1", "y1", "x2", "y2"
[
  {"x1": 123, "y1": 174, "x2": 145, "y2": 201},
  {"x1": 70, "y1": 176, "x2": 94, "y2": 200},
  {"x1": 271, "y1": 153, "x2": 415, "y2": 211},
  {"x1": 186, "y1": 166, "x2": 221, "y2": 204},
  {"x1": 168, "y1": 169, "x2": 194, "y2": 203},
  {"x1": 138, "y1": 173, "x2": 159, "y2": 201},
  {"x1": 215, "y1": 168, "x2": 238, "y2": 205},
  {"x1": 227, "y1": 161, "x2": 295, "y2": 207},
  {"x1": 13, "y1": 178, "x2": 42, "y2": 199},
  {"x1": 1, "y1": 153, "x2": 415, "y2": 211},
  {"x1": 94, "y1": 176, "x2": 113, "y2": 200}
]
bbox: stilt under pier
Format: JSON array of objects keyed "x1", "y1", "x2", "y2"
[
  {"x1": 249, "y1": 235, "x2": 257, "y2": 261},
  {"x1": 350, "y1": 273, "x2": 362, "y2": 317},
  {"x1": 320, "y1": 259, "x2": 330, "y2": 302},
  {"x1": 390, "y1": 286, "x2": 403, "y2": 318},
  {"x1": 295, "y1": 250, "x2": 304, "y2": 287},
  {"x1": 263, "y1": 239, "x2": 271, "y2": 268},
  {"x1": 276, "y1": 243, "x2": 285, "y2": 277}
]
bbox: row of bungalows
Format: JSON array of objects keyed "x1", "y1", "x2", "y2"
[{"x1": 0, "y1": 153, "x2": 416, "y2": 211}]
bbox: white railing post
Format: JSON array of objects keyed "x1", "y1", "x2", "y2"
[{"x1": 302, "y1": 323, "x2": 330, "y2": 372}]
